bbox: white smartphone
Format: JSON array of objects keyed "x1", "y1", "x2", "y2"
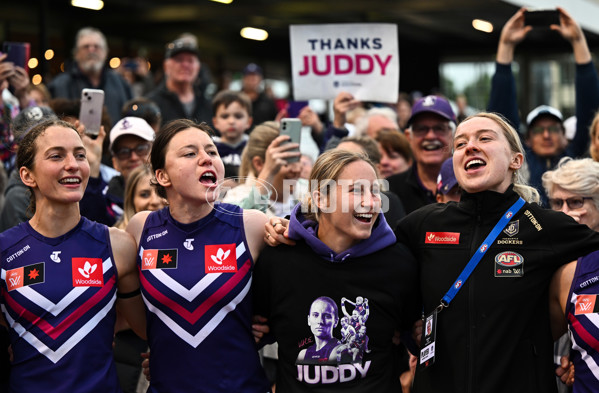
[
  {"x1": 79, "y1": 88, "x2": 105, "y2": 137},
  {"x1": 280, "y1": 118, "x2": 302, "y2": 163}
]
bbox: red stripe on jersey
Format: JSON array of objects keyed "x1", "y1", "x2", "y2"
[
  {"x1": 141, "y1": 258, "x2": 251, "y2": 325},
  {"x1": 3, "y1": 275, "x2": 116, "y2": 340}
]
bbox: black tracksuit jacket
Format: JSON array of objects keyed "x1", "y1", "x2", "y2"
[{"x1": 396, "y1": 186, "x2": 599, "y2": 393}]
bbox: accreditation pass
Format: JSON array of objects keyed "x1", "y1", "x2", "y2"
[{"x1": 419, "y1": 309, "x2": 437, "y2": 369}]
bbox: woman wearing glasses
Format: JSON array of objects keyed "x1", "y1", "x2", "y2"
[
  {"x1": 545, "y1": 157, "x2": 599, "y2": 392},
  {"x1": 543, "y1": 158, "x2": 599, "y2": 231}
]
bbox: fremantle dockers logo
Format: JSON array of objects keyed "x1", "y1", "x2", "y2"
[{"x1": 503, "y1": 220, "x2": 519, "y2": 237}]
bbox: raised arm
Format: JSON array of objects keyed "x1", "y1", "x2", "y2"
[
  {"x1": 554, "y1": 7, "x2": 599, "y2": 158},
  {"x1": 488, "y1": 8, "x2": 531, "y2": 130},
  {"x1": 553, "y1": 7, "x2": 591, "y2": 65}
]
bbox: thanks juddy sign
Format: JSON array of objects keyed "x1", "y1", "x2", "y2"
[{"x1": 290, "y1": 23, "x2": 399, "y2": 103}]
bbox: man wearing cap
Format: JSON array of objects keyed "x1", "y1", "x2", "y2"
[
  {"x1": 106, "y1": 116, "x2": 155, "y2": 201},
  {"x1": 146, "y1": 37, "x2": 211, "y2": 126},
  {"x1": 386, "y1": 95, "x2": 457, "y2": 214},
  {"x1": 48, "y1": 27, "x2": 133, "y2": 128},
  {"x1": 241, "y1": 63, "x2": 278, "y2": 127},
  {"x1": 488, "y1": 7, "x2": 599, "y2": 206}
]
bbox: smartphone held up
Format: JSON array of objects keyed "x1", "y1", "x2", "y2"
[
  {"x1": 524, "y1": 8, "x2": 560, "y2": 28},
  {"x1": 2, "y1": 42, "x2": 30, "y2": 72},
  {"x1": 280, "y1": 118, "x2": 302, "y2": 164},
  {"x1": 79, "y1": 88, "x2": 105, "y2": 138}
]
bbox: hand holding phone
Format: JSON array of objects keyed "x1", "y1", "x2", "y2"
[
  {"x1": 79, "y1": 88, "x2": 105, "y2": 138},
  {"x1": 2, "y1": 42, "x2": 30, "y2": 71},
  {"x1": 524, "y1": 9, "x2": 560, "y2": 28},
  {"x1": 279, "y1": 118, "x2": 302, "y2": 163}
]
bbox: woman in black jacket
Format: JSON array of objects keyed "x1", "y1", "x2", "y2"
[{"x1": 395, "y1": 112, "x2": 599, "y2": 393}]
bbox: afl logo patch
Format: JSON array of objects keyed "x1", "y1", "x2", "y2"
[
  {"x1": 495, "y1": 251, "x2": 523, "y2": 267},
  {"x1": 495, "y1": 251, "x2": 524, "y2": 277}
]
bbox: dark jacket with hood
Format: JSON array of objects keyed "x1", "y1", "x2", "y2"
[{"x1": 253, "y1": 203, "x2": 421, "y2": 392}]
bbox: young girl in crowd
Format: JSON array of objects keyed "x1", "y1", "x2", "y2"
[
  {"x1": 126, "y1": 119, "x2": 271, "y2": 392},
  {"x1": 374, "y1": 128, "x2": 413, "y2": 178},
  {"x1": 222, "y1": 121, "x2": 304, "y2": 218},
  {"x1": 0, "y1": 119, "x2": 144, "y2": 392},
  {"x1": 115, "y1": 164, "x2": 166, "y2": 230},
  {"x1": 254, "y1": 149, "x2": 420, "y2": 391}
]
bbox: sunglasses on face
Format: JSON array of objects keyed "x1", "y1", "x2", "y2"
[
  {"x1": 548, "y1": 196, "x2": 593, "y2": 210},
  {"x1": 529, "y1": 125, "x2": 563, "y2": 135},
  {"x1": 411, "y1": 124, "x2": 451, "y2": 136},
  {"x1": 113, "y1": 143, "x2": 151, "y2": 160}
]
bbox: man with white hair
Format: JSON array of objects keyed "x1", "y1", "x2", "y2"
[
  {"x1": 354, "y1": 106, "x2": 399, "y2": 138},
  {"x1": 323, "y1": 94, "x2": 399, "y2": 150},
  {"x1": 49, "y1": 27, "x2": 133, "y2": 127}
]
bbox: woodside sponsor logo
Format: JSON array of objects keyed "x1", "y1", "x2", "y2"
[{"x1": 425, "y1": 232, "x2": 460, "y2": 245}]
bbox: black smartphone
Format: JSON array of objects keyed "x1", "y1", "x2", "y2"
[
  {"x1": 280, "y1": 118, "x2": 302, "y2": 163},
  {"x1": 2, "y1": 42, "x2": 30, "y2": 71},
  {"x1": 524, "y1": 9, "x2": 560, "y2": 28}
]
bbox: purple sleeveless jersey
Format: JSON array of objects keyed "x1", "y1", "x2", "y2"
[
  {"x1": 139, "y1": 204, "x2": 270, "y2": 393},
  {"x1": 0, "y1": 217, "x2": 120, "y2": 393},
  {"x1": 566, "y1": 250, "x2": 599, "y2": 393}
]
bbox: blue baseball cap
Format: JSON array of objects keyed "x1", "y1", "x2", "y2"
[
  {"x1": 243, "y1": 63, "x2": 263, "y2": 76},
  {"x1": 437, "y1": 157, "x2": 458, "y2": 195},
  {"x1": 408, "y1": 95, "x2": 456, "y2": 126}
]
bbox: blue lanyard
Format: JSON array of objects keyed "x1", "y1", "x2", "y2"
[{"x1": 437, "y1": 197, "x2": 526, "y2": 311}]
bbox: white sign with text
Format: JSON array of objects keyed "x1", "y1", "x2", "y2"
[{"x1": 289, "y1": 23, "x2": 399, "y2": 103}]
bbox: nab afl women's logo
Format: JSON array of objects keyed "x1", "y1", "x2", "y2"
[{"x1": 495, "y1": 251, "x2": 523, "y2": 267}]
